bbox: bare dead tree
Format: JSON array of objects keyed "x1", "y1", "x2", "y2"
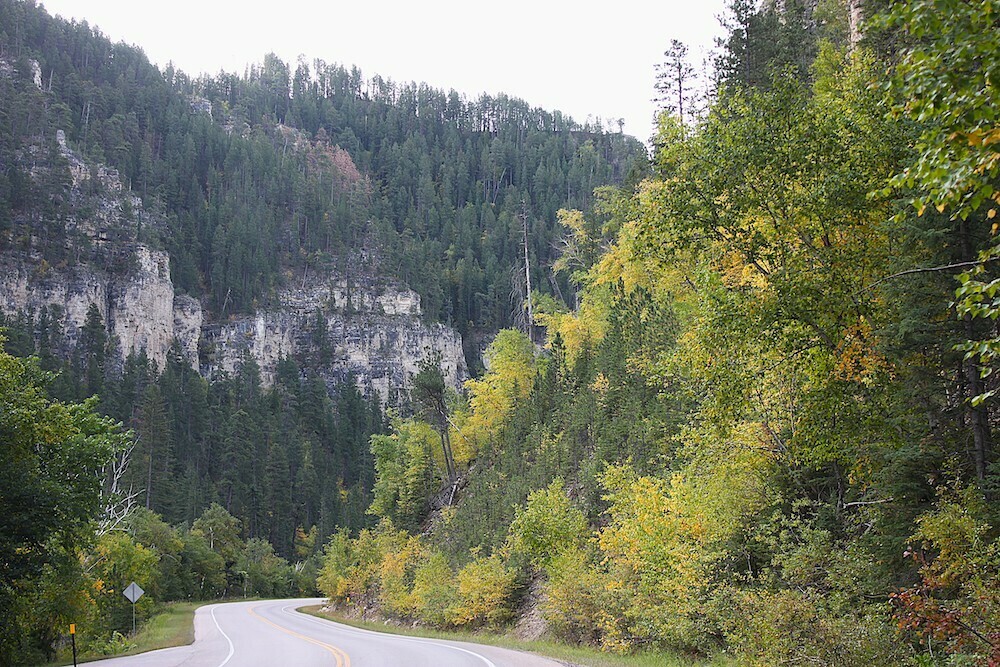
[
  {"x1": 510, "y1": 264, "x2": 528, "y2": 331},
  {"x1": 521, "y1": 209, "x2": 534, "y2": 341},
  {"x1": 96, "y1": 438, "x2": 140, "y2": 536}
]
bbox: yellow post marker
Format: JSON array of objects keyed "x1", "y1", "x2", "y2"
[
  {"x1": 70, "y1": 624, "x2": 78, "y2": 666},
  {"x1": 69, "y1": 624, "x2": 75, "y2": 635}
]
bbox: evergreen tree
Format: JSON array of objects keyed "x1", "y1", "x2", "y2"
[{"x1": 655, "y1": 39, "x2": 697, "y2": 132}]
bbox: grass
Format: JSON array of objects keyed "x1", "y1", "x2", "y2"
[
  {"x1": 298, "y1": 606, "x2": 736, "y2": 667},
  {"x1": 122, "y1": 601, "x2": 200, "y2": 653},
  {"x1": 45, "y1": 601, "x2": 200, "y2": 666}
]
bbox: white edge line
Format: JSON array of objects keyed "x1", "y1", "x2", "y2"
[
  {"x1": 282, "y1": 603, "x2": 497, "y2": 667},
  {"x1": 210, "y1": 605, "x2": 236, "y2": 667}
]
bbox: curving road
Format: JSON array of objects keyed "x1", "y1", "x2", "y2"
[{"x1": 83, "y1": 598, "x2": 567, "y2": 667}]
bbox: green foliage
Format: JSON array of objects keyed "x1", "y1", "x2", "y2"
[
  {"x1": 86, "y1": 531, "x2": 159, "y2": 639},
  {"x1": 541, "y1": 547, "x2": 608, "y2": 646},
  {"x1": 368, "y1": 420, "x2": 437, "y2": 531},
  {"x1": 411, "y1": 551, "x2": 459, "y2": 626},
  {"x1": 316, "y1": 520, "x2": 421, "y2": 616},
  {"x1": 721, "y1": 588, "x2": 907, "y2": 667},
  {"x1": 595, "y1": 466, "x2": 709, "y2": 652},
  {"x1": 237, "y1": 537, "x2": 297, "y2": 598},
  {"x1": 450, "y1": 554, "x2": 517, "y2": 629},
  {"x1": 881, "y1": 0, "x2": 1000, "y2": 221},
  {"x1": 316, "y1": 524, "x2": 516, "y2": 629},
  {"x1": 192, "y1": 503, "x2": 243, "y2": 564},
  {"x1": 892, "y1": 485, "x2": 1000, "y2": 664},
  {"x1": 714, "y1": 0, "x2": 828, "y2": 90},
  {"x1": 316, "y1": 528, "x2": 356, "y2": 603},
  {"x1": 375, "y1": 531, "x2": 424, "y2": 619},
  {"x1": 176, "y1": 528, "x2": 226, "y2": 599},
  {"x1": 552, "y1": 208, "x2": 606, "y2": 287},
  {"x1": 410, "y1": 354, "x2": 458, "y2": 481},
  {"x1": 77, "y1": 303, "x2": 108, "y2": 399},
  {"x1": 87, "y1": 631, "x2": 136, "y2": 656},
  {"x1": 505, "y1": 478, "x2": 588, "y2": 571},
  {"x1": 879, "y1": 0, "x2": 999, "y2": 483},
  {"x1": 0, "y1": 340, "x2": 126, "y2": 664},
  {"x1": 457, "y1": 329, "x2": 536, "y2": 458}
]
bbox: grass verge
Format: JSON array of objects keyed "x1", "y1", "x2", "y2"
[
  {"x1": 298, "y1": 605, "x2": 735, "y2": 667},
  {"x1": 46, "y1": 601, "x2": 200, "y2": 665},
  {"x1": 123, "y1": 601, "x2": 200, "y2": 653}
]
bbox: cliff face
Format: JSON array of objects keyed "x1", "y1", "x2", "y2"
[
  {"x1": 0, "y1": 245, "x2": 199, "y2": 372},
  {"x1": 1, "y1": 136, "x2": 467, "y2": 402},
  {"x1": 203, "y1": 280, "x2": 466, "y2": 404},
  {"x1": 1, "y1": 130, "x2": 199, "y2": 371}
]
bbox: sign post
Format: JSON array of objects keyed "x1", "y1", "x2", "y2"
[
  {"x1": 69, "y1": 624, "x2": 77, "y2": 667},
  {"x1": 123, "y1": 582, "x2": 144, "y2": 636}
]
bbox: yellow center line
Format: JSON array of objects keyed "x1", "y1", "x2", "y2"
[{"x1": 247, "y1": 604, "x2": 351, "y2": 667}]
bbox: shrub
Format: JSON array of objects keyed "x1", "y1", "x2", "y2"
[
  {"x1": 317, "y1": 529, "x2": 355, "y2": 603},
  {"x1": 412, "y1": 551, "x2": 460, "y2": 626},
  {"x1": 450, "y1": 554, "x2": 517, "y2": 628},
  {"x1": 505, "y1": 478, "x2": 589, "y2": 572},
  {"x1": 88, "y1": 631, "x2": 135, "y2": 656},
  {"x1": 724, "y1": 588, "x2": 909, "y2": 666},
  {"x1": 893, "y1": 486, "x2": 1000, "y2": 665},
  {"x1": 595, "y1": 465, "x2": 706, "y2": 651},
  {"x1": 368, "y1": 420, "x2": 437, "y2": 531},
  {"x1": 238, "y1": 538, "x2": 296, "y2": 598},
  {"x1": 540, "y1": 547, "x2": 606, "y2": 645},
  {"x1": 377, "y1": 534, "x2": 423, "y2": 618}
]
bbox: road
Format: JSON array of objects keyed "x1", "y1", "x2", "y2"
[{"x1": 83, "y1": 598, "x2": 568, "y2": 667}]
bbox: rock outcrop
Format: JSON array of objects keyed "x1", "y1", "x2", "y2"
[
  {"x1": 203, "y1": 279, "x2": 465, "y2": 404},
  {"x1": 0, "y1": 245, "x2": 195, "y2": 373},
  {"x1": 1, "y1": 134, "x2": 467, "y2": 403}
]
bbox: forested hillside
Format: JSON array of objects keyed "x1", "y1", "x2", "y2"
[
  {"x1": 0, "y1": 0, "x2": 646, "y2": 661},
  {"x1": 0, "y1": 0, "x2": 642, "y2": 541},
  {"x1": 315, "y1": 0, "x2": 1000, "y2": 665},
  {"x1": 0, "y1": 0, "x2": 644, "y2": 358},
  {"x1": 3, "y1": 0, "x2": 999, "y2": 664}
]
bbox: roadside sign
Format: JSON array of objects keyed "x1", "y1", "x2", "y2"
[
  {"x1": 123, "y1": 582, "x2": 144, "y2": 603},
  {"x1": 123, "y1": 582, "x2": 144, "y2": 636}
]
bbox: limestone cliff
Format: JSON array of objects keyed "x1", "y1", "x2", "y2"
[
  {"x1": 1, "y1": 130, "x2": 198, "y2": 372},
  {"x1": 203, "y1": 279, "x2": 466, "y2": 404},
  {"x1": 1, "y1": 135, "x2": 467, "y2": 402},
  {"x1": 0, "y1": 245, "x2": 200, "y2": 372}
]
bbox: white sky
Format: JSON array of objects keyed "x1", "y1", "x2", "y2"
[{"x1": 38, "y1": 0, "x2": 729, "y2": 142}]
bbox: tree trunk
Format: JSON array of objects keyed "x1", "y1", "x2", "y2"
[
  {"x1": 964, "y1": 315, "x2": 992, "y2": 479},
  {"x1": 960, "y1": 219, "x2": 992, "y2": 479},
  {"x1": 848, "y1": 0, "x2": 864, "y2": 49},
  {"x1": 439, "y1": 426, "x2": 456, "y2": 485},
  {"x1": 145, "y1": 440, "x2": 154, "y2": 510}
]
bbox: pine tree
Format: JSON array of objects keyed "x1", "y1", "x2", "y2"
[{"x1": 655, "y1": 40, "x2": 697, "y2": 133}]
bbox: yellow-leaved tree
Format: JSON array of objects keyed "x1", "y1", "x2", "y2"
[{"x1": 453, "y1": 329, "x2": 535, "y2": 460}]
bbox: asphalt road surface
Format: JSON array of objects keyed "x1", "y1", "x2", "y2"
[{"x1": 82, "y1": 598, "x2": 568, "y2": 667}]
